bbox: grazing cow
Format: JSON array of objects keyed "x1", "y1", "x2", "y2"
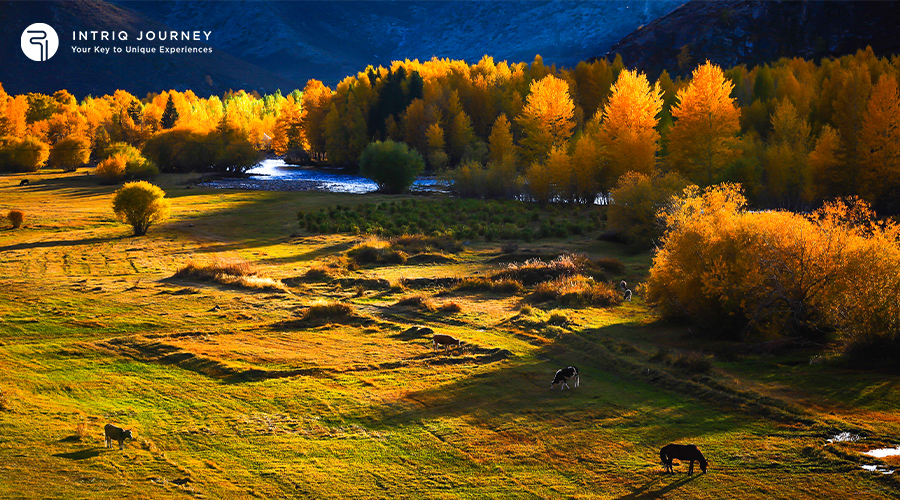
[
  {"x1": 624, "y1": 289, "x2": 633, "y2": 301},
  {"x1": 660, "y1": 443, "x2": 708, "y2": 474},
  {"x1": 432, "y1": 333, "x2": 462, "y2": 350},
  {"x1": 551, "y1": 366, "x2": 579, "y2": 390},
  {"x1": 619, "y1": 280, "x2": 627, "y2": 291},
  {"x1": 19, "y1": 179, "x2": 29, "y2": 186},
  {"x1": 104, "y1": 424, "x2": 133, "y2": 451}
]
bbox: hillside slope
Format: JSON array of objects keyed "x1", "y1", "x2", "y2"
[
  {"x1": 603, "y1": 0, "x2": 900, "y2": 78},
  {"x1": 0, "y1": 0, "x2": 299, "y2": 97},
  {"x1": 115, "y1": 0, "x2": 682, "y2": 85}
]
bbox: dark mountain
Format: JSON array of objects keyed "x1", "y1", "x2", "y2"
[
  {"x1": 0, "y1": 0, "x2": 302, "y2": 97},
  {"x1": 603, "y1": 0, "x2": 900, "y2": 78},
  {"x1": 1, "y1": 0, "x2": 686, "y2": 98},
  {"x1": 113, "y1": 0, "x2": 682, "y2": 86}
]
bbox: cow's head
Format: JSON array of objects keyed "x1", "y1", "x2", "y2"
[{"x1": 123, "y1": 429, "x2": 133, "y2": 440}]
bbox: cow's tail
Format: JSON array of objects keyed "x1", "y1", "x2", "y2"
[{"x1": 660, "y1": 448, "x2": 668, "y2": 466}]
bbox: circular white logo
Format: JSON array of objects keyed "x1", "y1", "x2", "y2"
[{"x1": 21, "y1": 23, "x2": 59, "y2": 62}]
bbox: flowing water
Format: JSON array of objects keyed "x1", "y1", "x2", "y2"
[{"x1": 200, "y1": 158, "x2": 447, "y2": 194}]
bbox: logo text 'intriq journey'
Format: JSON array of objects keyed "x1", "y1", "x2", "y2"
[{"x1": 21, "y1": 23, "x2": 59, "y2": 61}]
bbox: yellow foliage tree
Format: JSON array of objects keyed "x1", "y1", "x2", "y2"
[
  {"x1": 517, "y1": 75, "x2": 575, "y2": 165},
  {"x1": 667, "y1": 61, "x2": 741, "y2": 185},
  {"x1": 598, "y1": 69, "x2": 663, "y2": 182}
]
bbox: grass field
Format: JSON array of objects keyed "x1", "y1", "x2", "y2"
[{"x1": 1, "y1": 170, "x2": 898, "y2": 499}]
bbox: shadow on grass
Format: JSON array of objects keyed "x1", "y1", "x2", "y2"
[
  {"x1": 53, "y1": 448, "x2": 106, "y2": 460},
  {"x1": 0, "y1": 235, "x2": 120, "y2": 252},
  {"x1": 615, "y1": 474, "x2": 700, "y2": 499}
]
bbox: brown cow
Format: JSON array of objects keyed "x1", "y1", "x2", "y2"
[
  {"x1": 104, "y1": 424, "x2": 133, "y2": 450},
  {"x1": 432, "y1": 333, "x2": 462, "y2": 350}
]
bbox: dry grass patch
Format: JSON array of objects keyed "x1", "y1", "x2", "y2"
[
  {"x1": 303, "y1": 302, "x2": 354, "y2": 321},
  {"x1": 439, "y1": 301, "x2": 463, "y2": 313},
  {"x1": 454, "y1": 277, "x2": 524, "y2": 294},
  {"x1": 528, "y1": 275, "x2": 622, "y2": 307},
  {"x1": 395, "y1": 294, "x2": 437, "y2": 312},
  {"x1": 347, "y1": 238, "x2": 407, "y2": 265},
  {"x1": 174, "y1": 257, "x2": 286, "y2": 291},
  {"x1": 494, "y1": 254, "x2": 597, "y2": 286}
]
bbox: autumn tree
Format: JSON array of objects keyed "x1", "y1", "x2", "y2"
[
  {"x1": 598, "y1": 69, "x2": 663, "y2": 183},
  {"x1": 763, "y1": 99, "x2": 812, "y2": 208},
  {"x1": 809, "y1": 125, "x2": 844, "y2": 201},
  {"x1": 0, "y1": 136, "x2": 49, "y2": 172},
  {"x1": 425, "y1": 122, "x2": 448, "y2": 170},
  {"x1": 859, "y1": 74, "x2": 900, "y2": 212},
  {"x1": 47, "y1": 135, "x2": 91, "y2": 171},
  {"x1": 272, "y1": 96, "x2": 304, "y2": 156},
  {"x1": 300, "y1": 80, "x2": 333, "y2": 161},
  {"x1": 569, "y1": 116, "x2": 606, "y2": 203},
  {"x1": 517, "y1": 75, "x2": 575, "y2": 165},
  {"x1": 667, "y1": 61, "x2": 742, "y2": 185}
]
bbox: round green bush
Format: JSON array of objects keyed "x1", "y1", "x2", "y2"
[{"x1": 359, "y1": 140, "x2": 424, "y2": 194}]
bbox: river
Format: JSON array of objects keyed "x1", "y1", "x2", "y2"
[{"x1": 199, "y1": 158, "x2": 448, "y2": 194}]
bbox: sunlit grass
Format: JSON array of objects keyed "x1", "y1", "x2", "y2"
[{"x1": 0, "y1": 172, "x2": 898, "y2": 498}]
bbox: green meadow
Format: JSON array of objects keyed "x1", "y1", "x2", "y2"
[{"x1": 0, "y1": 171, "x2": 898, "y2": 499}]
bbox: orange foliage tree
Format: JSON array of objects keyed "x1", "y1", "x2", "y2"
[{"x1": 667, "y1": 61, "x2": 741, "y2": 186}]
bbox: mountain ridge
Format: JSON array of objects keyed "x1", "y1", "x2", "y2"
[{"x1": 602, "y1": 0, "x2": 900, "y2": 78}]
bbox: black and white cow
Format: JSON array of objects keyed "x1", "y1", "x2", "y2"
[{"x1": 551, "y1": 366, "x2": 579, "y2": 390}]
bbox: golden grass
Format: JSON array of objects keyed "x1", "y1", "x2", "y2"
[
  {"x1": 529, "y1": 275, "x2": 622, "y2": 307},
  {"x1": 0, "y1": 173, "x2": 898, "y2": 499},
  {"x1": 174, "y1": 257, "x2": 287, "y2": 291}
]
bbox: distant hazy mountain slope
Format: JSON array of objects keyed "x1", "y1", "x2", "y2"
[
  {"x1": 603, "y1": 0, "x2": 900, "y2": 78},
  {"x1": 0, "y1": 0, "x2": 304, "y2": 97},
  {"x1": 115, "y1": 0, "x2": 682, "y2": 85}
]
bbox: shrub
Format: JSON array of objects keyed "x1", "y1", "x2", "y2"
[
  {"x1": 112, "y1": 181, "x2": 171, "y2": 236},
  {"x1": 7, "y1": 210, "x2": 24, "y2": 229},
  {"x1": 646, "y1": 185, "x2": 900, "y2": 350},
  {"x1": 0, "y1": 136, "x2": 49, "y2": 173},
  {"x1": 99, "y1": 142, "x2": 158, "y2": 180},
  {"x1": 48, "y1": 135, "x2": 91, "y2": 172},
  {"x1": 359, "y1": 140, "x2": 424, "y2": 194},
  {"x1": 95, "y1": 155, "x2": 127, "y2": 184}
]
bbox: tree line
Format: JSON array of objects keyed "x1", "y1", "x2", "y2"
[{"x1": 1, "y1": 48, "x2": 899, "y2": 212}]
